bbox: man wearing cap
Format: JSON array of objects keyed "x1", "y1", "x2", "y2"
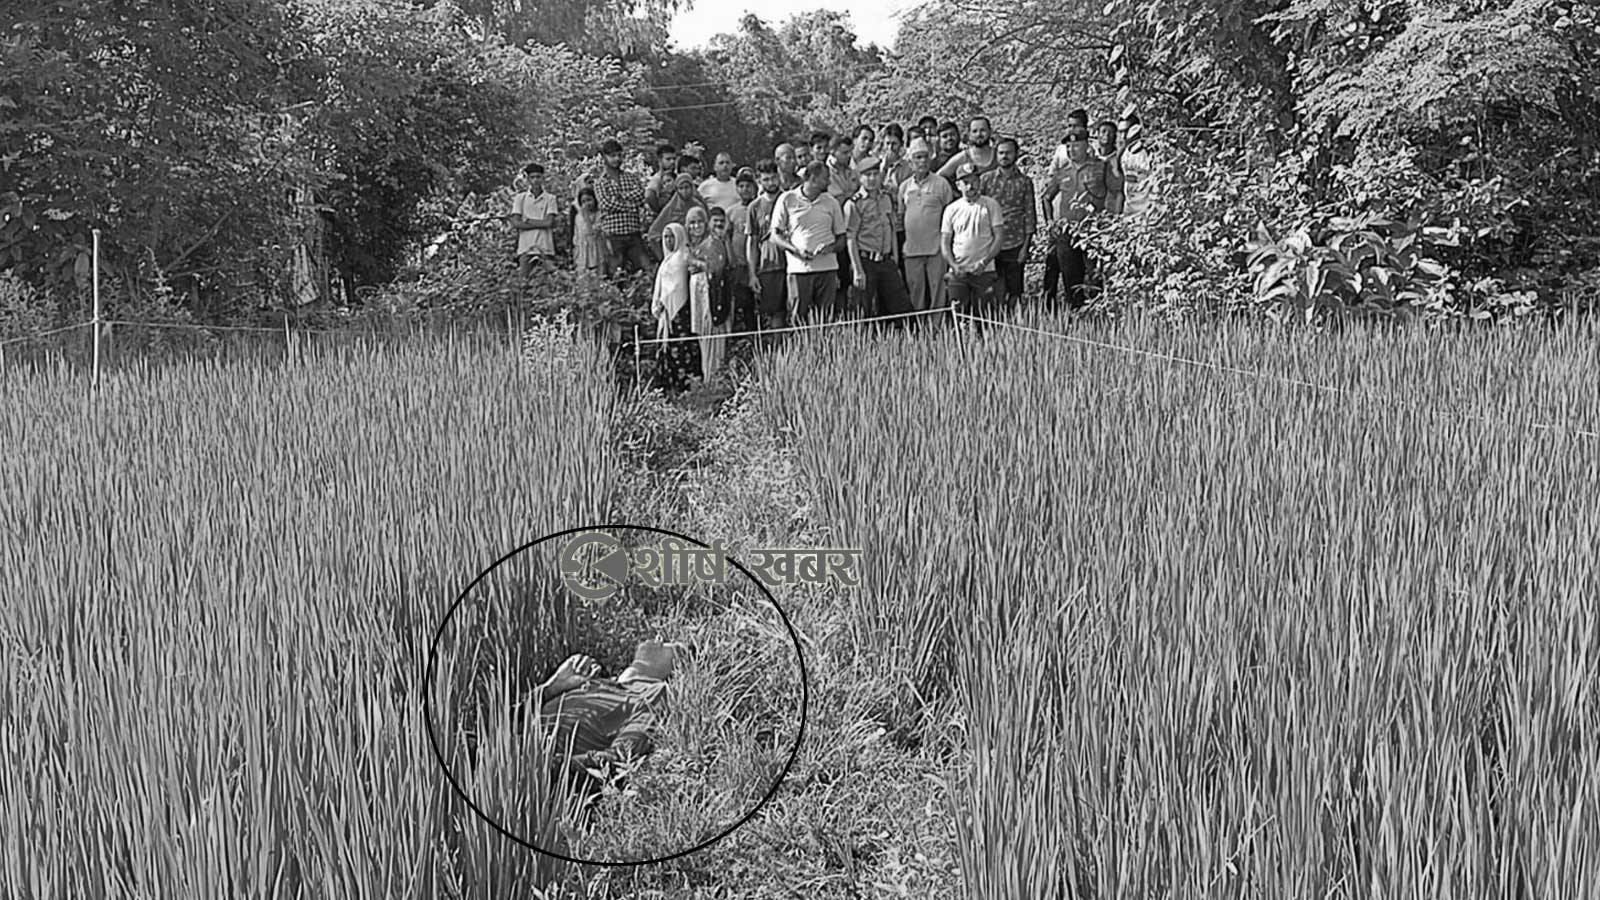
[
  {"x1": 978, "y1": 138, "x2": 1036, "y2": 309},
  {"x1": 594, "y1": 139, "x2": 653, "y2": 277},
  {"x1": 518, "y1": 639, "x2": 693, "y2": 785},
  {"x1": 844, "y1": 156, "x2": 911, "y2": 320},
  {"x1": 899, "y1": 137, "x2": 954, "y2": 311},
  {"x1": 699, "y1": 151, "x2": 743, "y2": 216},
  {"x1": 770, "y1": 161, "x2": 848, "y2": 324},
  {"x1": 1042, "y1": 115, "x2": 1109, "y2": 309},
  {"x1": 941, "y1": 162, "x2": 1005, "y2": 318}
]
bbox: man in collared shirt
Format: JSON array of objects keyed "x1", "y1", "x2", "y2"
[
  {"x1": 878, "y1": 124, "x2": 913, "y2": 270},
  {"x1": 978, "y1": 137, "x2": 1036, "y2": 309},
  {"x1": 592, "y1": 139, "x2": 652, "y2": 277},
  {"x1": 844, "y1": 157, "x2": 911, "y2": 320},
  {"x1": 1042, "y1": 119, "x2": 1109, "y2": 309},
  {"x1": 770, "y1": 161, "x2": 848, "y2": 324},
  {"x1": 747, "y1": 159, "x2": 791, "y2": 334},
  {"x1": 941, "y1": 163, "x2": 1004, "y2": 318},
  {"x1": 899, "y1": 138, "x2": 954, "y2": 311}
]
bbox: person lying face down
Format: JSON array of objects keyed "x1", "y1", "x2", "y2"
[{"x1": 530, "y1": 639, "x2": 693, "y2": 777}]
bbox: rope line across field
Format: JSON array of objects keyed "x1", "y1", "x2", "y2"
[{"x1": 7, "y1": 311, "x2": 1593, "y2": 442}]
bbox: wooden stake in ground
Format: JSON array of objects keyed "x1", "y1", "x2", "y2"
[{"x1": 92, "y1": 228, "x2": 101, "y2": 388}]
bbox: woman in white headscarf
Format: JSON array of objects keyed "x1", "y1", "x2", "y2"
[{"x1": 651, "y1": 222, "x2": 699, "y2": 391}]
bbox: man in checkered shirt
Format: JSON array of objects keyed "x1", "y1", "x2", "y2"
[{"x1": 593, "y1": 138, "x2": 654, "y2": 277}]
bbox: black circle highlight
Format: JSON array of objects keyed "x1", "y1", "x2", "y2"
[{"x1": 422, "y1": 523, "x2": 810, "y2": 867}]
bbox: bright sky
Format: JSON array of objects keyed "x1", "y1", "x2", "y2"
[{"x1": 666, "y1": 0, "x2": 915, "y2": 52}]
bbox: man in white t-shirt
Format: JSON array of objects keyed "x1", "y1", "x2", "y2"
[
  {"x1": 698, "y1": 152, "x2": 743, "y2": 215},
  {"x1": 940, "y1": 163, "x2": 1004, "y2": 318},
  {"x1": 510, "y1": 162, "x2": 559, "y2": 282},
  {"x1": 769, "y1": 161, "x2": 848, "y2": 324}
]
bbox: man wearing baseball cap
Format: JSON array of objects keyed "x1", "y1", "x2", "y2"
[
  {"x1": 940, "y1": 162, "x2": 1004, "y2": 318},
  {"x1": 844, "y1": 155, "x2": 911, "y2": 320}
]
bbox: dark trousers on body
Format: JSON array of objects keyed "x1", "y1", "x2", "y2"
[
  {"x1": 788, "y1": 271, "x2": 838, "y2": 324},
  {"x1": 607, "y1": 232, "x2": 653, "y2": 279},
  {"x1": 948, "y1": 270, "x2": 999, "y2": 318},
  {"x1": 994, "y1": 245, "x2": 1026, "y2": 308},
  {"x1": 1043, "y1": 229, "x2": 1088, "y2": 310},
  {"x1": 730, "y1": 280, "x2": 757, "y2": 331},
  {"x1": 851, "y1": 253, "x2": 913, "y2": 320}
]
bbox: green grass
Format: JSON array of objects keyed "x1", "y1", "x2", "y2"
[
  {"x1": 756, "y1": 312, "x2": 1599, "y2": 898},
  {"x1": 3, "y1": 312, "x2": 1596, "y2": 898}
]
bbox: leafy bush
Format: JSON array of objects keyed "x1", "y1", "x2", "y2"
[
  {"x1": 1244, "y1": 213, "x2": 1453, "y2": 324},
  {"x1": 0, "y1": 270, "x2": 61, "y2": 348},
  {"x1": 375, "y1": 191, "x2": 652, "y2": 342}
]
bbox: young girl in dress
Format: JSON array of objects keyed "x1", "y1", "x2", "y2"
[{"x1": 571, "y1": 187, "x2": 609, "y2": 279}]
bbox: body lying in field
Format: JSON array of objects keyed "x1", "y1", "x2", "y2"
[{"x1": 512, "y1": 640, "x2": 691, "y2": 784}]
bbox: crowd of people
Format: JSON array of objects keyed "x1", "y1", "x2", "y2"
[{"x1": 507, "y1": 110, "x2": 1155, "y2": 390}]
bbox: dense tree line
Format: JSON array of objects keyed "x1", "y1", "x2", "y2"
[{"x1": 4, "y1": 0, "x2": 1595, "y2": 327}]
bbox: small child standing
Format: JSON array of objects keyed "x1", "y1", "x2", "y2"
[
  {"x1": 571, "y1": 187, "x2": 609, "y2": 279},
  {"x1": 510, "y1": 162, "x2": 558, "y2": 282}
]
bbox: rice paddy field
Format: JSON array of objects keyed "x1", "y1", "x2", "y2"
[{"x1": 2, "y1": 313, "x2": 1597, "y2": 898}]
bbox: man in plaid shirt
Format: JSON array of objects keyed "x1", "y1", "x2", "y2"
[
  {"x1": 593, "y1": 138, "x2": 653, "y2": 277},
  {"x1": 979, "y1": 137, "x2": 1037, "y2": 309}
]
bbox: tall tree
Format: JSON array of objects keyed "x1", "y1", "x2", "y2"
[{"x1": 0, "y1": 0, "x2": 315, "y2": 304}]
